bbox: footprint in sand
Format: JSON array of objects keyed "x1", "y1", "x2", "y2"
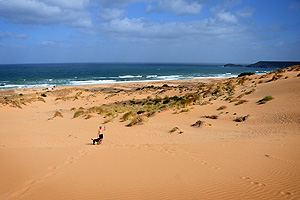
[
  {"x1": 280, "y1": 191, "x2": 292, "y2": 195},
  {"x1": 258, "y1": 183, "x2": 266, "y2": 187},
  {"x1": 79, "y1": 151, "x2": 88, "y2": 156},
  {"x1": 241, "y1": 177, "x2": 251, "y2": 180},
  {"x1": 7, "y1": 186, "x2": 31, "y2": 199},
  {"x1": 64, "y1": 157, "x2": 74, "y2": 165},
  {"x1": 242, "y1": 177, "x2": 266, "y2": 187},
  {"x1": 200, "y1": 161, "x2": 208, "y2": 165},
  {"x1": 44, "y1": 172, "x2": 56, "y2": 178},
  {"x1": 211, "y1": 166, "x2": 220, "y2": 170},
  {"x1": 64, "y1": 160, "x2": 73, "y2": 165},
  {"x1": 48, "y1": 166, "x2": 57, "y2": 170}
]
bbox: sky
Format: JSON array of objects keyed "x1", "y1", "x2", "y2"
[{"x1": 0, "y1": 0, "x2": 300, "y2": 64}]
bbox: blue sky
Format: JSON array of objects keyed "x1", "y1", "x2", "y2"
[{"x1": 0, "y1": 0, "x2": 299, "y2": 64}]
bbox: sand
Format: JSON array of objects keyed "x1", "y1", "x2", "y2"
[{"x1": 0, "y1": 67, "x2": 300, "y2": 199}]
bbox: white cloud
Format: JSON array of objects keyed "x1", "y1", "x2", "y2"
[
  {"x1": 98, "y1": 8, "x2": 126, "y2": 21},
  {"x1": 0, "y1": 0, "x2": 92, "y2": 27},
  {"x1": 0, "y1": 30, "x2": 27, "y2": 39},
  {"x1": 146, "y1": 0, "x2": 203, "y2": 15},
  {"x1": 216, "y1": 12, "x2": 238, "y2": 23},
  {"x1": 93, "y1": 0, "x2": 142, "y2": 8},
  {"x1": 98, "y1": 17, "x2": 248, "y2": 42},
  {"x1": 210, "y1": 2, "x2": 239, "y2": 24},
  {"x1": 43, "y1": 0, "x2": 89, "y2": 10},
  {"x1": 236, "y1": 6, "x2": 256, "y2": 18}
]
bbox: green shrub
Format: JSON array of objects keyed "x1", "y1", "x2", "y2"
[
  {"x1": 41, "y1": 93, "x2": 47, "y2": 97},
  {"x1": 137, "y1": 110, "x2": 145, "y2": 115},
  {"x1": 217, "y1": 105, "x2": 227, "y2": 110},
  {"x1": 170, "y1": 127, "x2": 179, "y2": 133},
  {"x1": 73, "y1": 111, "x2": 85, "y2": 118},
  {"x1": 257, "y1": 96, "x2": 274, "y2": 104},
  {"x1": 163, "y1": 99, "x2": 170, "y2": 104},
  {"x1": 238, "y1": 72, "x2": 255, "y2": 77},
  {"x1": 245, "y1": 89, "x2": 256, "y2": 95},
  {"x1": 180, "y1": 108, "x2": 190, "y2": 113}
]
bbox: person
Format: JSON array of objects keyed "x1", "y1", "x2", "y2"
[{"x1": 97, "y1": 126, "x2": 105, "y2": 144}]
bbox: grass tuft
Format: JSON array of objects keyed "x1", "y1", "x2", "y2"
[
  {"x1": 257, "y1": 96, "x2": 274, "y2": 104},
  {"x1": 217, "y1": 105, "x2": 227, "y2": 110},
  {"x1": 127, "y1": 115, "x2": 148, "y2": 127},
  {"x1": 73, "y1": 110, "x2": 85, "y2": 118},
  {"x1": 54, "y1": 111, "x2": 63, "y2": 118},
  {"x1": 235, "y1": 100, "x2": 248, "y2": 105},
  {"x1": 121, "y1": 111, "x2": 134, "y2": 121},
  {"x1": 104, "y1": 118, "x2": 114, "y2": 123},
  {"x1": 170, "y1": 127, "x2": 179, "y2": 133}
]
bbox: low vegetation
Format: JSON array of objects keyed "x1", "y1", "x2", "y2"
[
  {"x1": 257, "y1": 96, "x2": 274, "y2": 104},
  {"x1": 54, "y1": 111, "x2": 63, "y2": 118},
  {"x1": 73, "y1": 110, "x2": 85, "y2": 118},
  {"x1": 127, "y1": 115, "x2": 148, "y2": 127},
  {"x1": 217, "y1": 105, "x2": 227, "y2": 110},
  {"x1": 238, "y1": 72, "x2": 255, "y2": 77},
  {"x1": 235, "y1": 100, "x2": 248, "y2": 105}
]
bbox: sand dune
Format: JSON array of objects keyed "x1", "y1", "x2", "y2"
[{"x1": 0, "y1": 66, "x2": 300, "y2": 199}]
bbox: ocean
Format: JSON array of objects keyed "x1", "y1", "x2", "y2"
[{"x1": 0, "y1": 63, "x2": 277, "y2": 90}]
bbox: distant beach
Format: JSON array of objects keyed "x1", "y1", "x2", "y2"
[{"x1": 0, "y1": 63, "x2": 277, "y2": 90}]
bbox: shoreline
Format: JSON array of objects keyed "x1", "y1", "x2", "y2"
[{"x1": 0, "y1": 77, "x2": 226, "y2": 94}]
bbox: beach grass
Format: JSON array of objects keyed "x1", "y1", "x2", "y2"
[
  {"x1": 235, "y1": 100, "x2": 248, "y2": 105},
  {"x1": 54, "y1": 111, "x2": 63, "y2": 118},
  {"x1": 258, "y1": 96, "x2": 274, "y2": 104},
  {"x1": 217, "y1": 105, "x2": 227, "y2": 110},
  {"x1": 73, "y1": 110, "x2": 85, "y2": 118}
]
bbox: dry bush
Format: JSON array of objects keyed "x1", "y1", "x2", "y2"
[
  {"x1": 245, "y1": 89, "x2": 256, "y2": 95},
  {"x1": 121, "y1": 111, "x2": 134, "y2": 121},
  {"x1": 230, "y1": 98, "x2": 239, "y2": 103},
  {"x1": 235, "y1": 100, "x2": 248, "y2": 105},
  {"x1": 237, "y1": 93, "x2": 245, "y2": 99},
  {"x1": 127, "y1": 115, "x2": 148, "y2": 127},
  {"x1": 85, "y1": 114, "x2": 93, "y2": 119},
  {"x1": 104, "y1": 118, "x2": 114, "y2": 123},
  {"x1": 54, "y1": 111, "x2": 63, "y2": 118}
]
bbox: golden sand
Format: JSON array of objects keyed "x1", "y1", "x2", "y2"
[{"x1": 1, "y1": 66, "x2": 299, "y2": 199}]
